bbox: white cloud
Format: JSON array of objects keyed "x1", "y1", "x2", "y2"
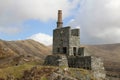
[
  {"x1": 2, "y1": 0, "x2": 120, "y2": 44},
  {"x1": 0, "y1": 0, "x2": 80, "y2": 34},
  {"x1": 69, "y1": 0, "x2": 120, "y2": 44},
  {"x1": 75, "y1": 26, "x2": 80, "y2": 29},
  {"x1": 0, "y1": 26, "x2": 22, "y2": 34},
  {"x1": 28, "y1": 33, "x2": 52, "y2": 46}
]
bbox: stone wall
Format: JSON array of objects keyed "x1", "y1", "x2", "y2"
[
  {"x1": 91, "y1": 57, "x2": 106, "y2": 80},
  {"x1": 67, "y1": 56, "x2": 106, "y2": 80},
  {"x1": 44, "y1": 54, "x2": 68, "y2": 67},
  {"x1": 71, "y1": 29, "x2": 80, "y2": 36},
  {"x1": 78, "y1": 47, "x2": 85, "y2": 56},
  {"x1": 69, "y1": 29, "x2": 80, "y2": 56},
  {"x1": 53, "y1": 27, "x2": 70, "y2": 55},
  {"x1": 68, "y1": 56, "x2": 91, "y2": 69},
  {"x1": 53, "y1": 26, "x2": 80, "y2": 56},
  {"x1": 77, "y1": 47, "x2": 92, "y2": 56}
]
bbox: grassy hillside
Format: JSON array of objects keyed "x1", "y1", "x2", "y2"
[
  {"x1": 83, "y1": 44, "x2": 120, "y2": 79},
  {"x1": 84, "y1": 44, "x2": 120, "y2": 62},
  {"x1": 0, "y1": 39, "x2": 52, "y2": 68},
  {"x1": 0, "y1": 39, "x2": 120, "y2": 79},
  {"x1": 0, "y1": 64, "x2": 96, "y2": 80}
]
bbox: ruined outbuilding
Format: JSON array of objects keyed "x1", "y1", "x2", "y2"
[{"x1": 44, "y1": 10, "x2": 106, "y2": 80}]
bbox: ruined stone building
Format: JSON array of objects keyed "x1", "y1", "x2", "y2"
[{"x1": 44, "y1": 10, "x2": 106, "y2": 79}]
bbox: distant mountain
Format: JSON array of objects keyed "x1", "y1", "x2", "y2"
[
  {"x1": 0, "y1": 39, "x2": 52, "y2": 67},
  {"x1": 83, "y1": 44, "x2": 120, "y2": 79},
  {"x1": 84, "y1": 44, "x2": 120, "y2": 62},
  {"x1": 0, "y1": 39, "x2": 51, "y2": 57}
]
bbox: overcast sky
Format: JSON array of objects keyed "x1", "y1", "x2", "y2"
[{"x1": 0, "y1": 0, "x2": 120, "y2": 45}]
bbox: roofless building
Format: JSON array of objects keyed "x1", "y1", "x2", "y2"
[{"x1": 44, "y1": 10, "x2": 106, "y2": 80}]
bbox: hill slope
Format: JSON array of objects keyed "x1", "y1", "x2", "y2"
[
  {"x1": 0, "y1": 64, "x2": 96, "y2": 80},
  {"x1": 84, "y1": 44, "x2": 120, "y2": 62},
  {"x1": 83, "y1": 44, "x2": 120, "y2": 79},
  {"x1": 0, "y1": 39, "x2": 120, "y2": 79},
  {"x1": 0, "y1": 39, "x2": 51, "y2": 58},
  {"x1": 84, "y1": 44, "x2": 120, "y2": 68},
  {"x1": 0, "y1": 39, "x2": 52, "y2": 67}
]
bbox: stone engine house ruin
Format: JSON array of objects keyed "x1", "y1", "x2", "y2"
[{"x1": 44, "y1": 10, "x2": 106, "y2": 79}]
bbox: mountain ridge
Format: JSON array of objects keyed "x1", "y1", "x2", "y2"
[{"x1": 0, "y1": 39, "x2": 120, "y2": 79}]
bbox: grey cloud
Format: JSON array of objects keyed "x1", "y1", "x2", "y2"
[
  {"x1": 70, "y1": 0, "x2": 120, "y2": 44},
  {"x1": 0, "y1": 26, "x2": 22, "y2": 34},
  {"x1": 0, "y1": 0, "x2": 80, "y2": 34}
]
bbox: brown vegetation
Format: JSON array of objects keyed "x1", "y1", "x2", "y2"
[
  {"x1": 0, "y1": 39, "x2": 120, "y2": 79},
  {"x1": 0, "y1": 65, "x2": 95, "y2": 80},
  {"x1": 83, "y1": 44, "x2": 120, "y2": 79},
  {"x1": 0, "y1": 39, "x2": 52, "y2": 68}
]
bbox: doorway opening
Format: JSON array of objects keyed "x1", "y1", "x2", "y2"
[
  {"x1": 63, "y1": 47, "x2": 67, "y2": 54},
  {"x1": 73, "y1": 47, "x2": 77, "y2": 56}
]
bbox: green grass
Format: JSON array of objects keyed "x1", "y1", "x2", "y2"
[
  {"x1": 0, "y1": 65, "x2": 96, "y2": 80},
  {"x1": 0, "y1": 64, "x2": 57, "y2": 79},
  {"x1": 69, "y1": 68, "x2": 96, "y2": 80},
  {"x1": 41, "y1": 75, "x2": 48, "y2": 80},
  {"x1": 0, "y1": 64, "x2": 35, "y2": 79}
]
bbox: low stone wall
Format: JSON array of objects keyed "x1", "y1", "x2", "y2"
[
  {"x1": 44, "y1": 54, "x2": 68, "y2": 67},
  {"x1": 44, "y1": 55, "x2": 106, "y2": 80},
  {"x1": 68, "y1": 56, "x2": 92, "y2": 69},
  {"x1": 68, "y1": 56, "x2": 106, "y2": 80}
]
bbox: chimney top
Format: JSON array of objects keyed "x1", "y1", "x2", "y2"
[
  {"x1": 57, "y1": 10, "x2": 63, "y2": 28},
  {"x1": 58, "y1": 10, "x2": 62, "y2": 13}
]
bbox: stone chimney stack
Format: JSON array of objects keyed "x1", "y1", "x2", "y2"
[{"x1": 57, "y1": 10, "x2": 63, "y2": 28}]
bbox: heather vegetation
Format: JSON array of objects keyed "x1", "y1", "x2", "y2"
[
  {"x1": 0, "y1": 64, "x2": 96, "y2": 80},
  {"x1": 0, "y1": 39, "x2": 119, "y2": 79}
]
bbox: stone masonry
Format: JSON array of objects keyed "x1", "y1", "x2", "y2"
[
  {"x1": 44, "y1": 10, "x2": 106, "y2": 80},
  {"x1": 53, "y1": 26, "x2": 80, "y2": 56}
]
